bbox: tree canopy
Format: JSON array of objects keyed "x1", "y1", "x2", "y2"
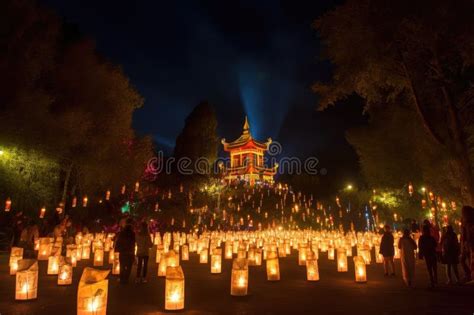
[{"x1": 314, "y1": 0, "x2": 474, "y2": 204}]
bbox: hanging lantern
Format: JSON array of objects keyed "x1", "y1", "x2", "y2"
[
  {"x1": 5, "y1": 197, "x2": 12, "y2": 212},
  {"x1": 15, "y1": 259, "x2": 38, "y2": 300},
  {"x1": 266, "y1": 251, "x2": 280, "y2": 281},
  {"x1": 38, "y1": 238, "x2": 52, "y2": 260},
  {"x1": 230, "y1": 258, "x2": 248, "y2": 296},
  {"x1": 94, "y1": 249, "x2": 104, "y2": 267},
  {"x1": 112, "y1": 253, "x2": 120, "y2": 275},
  {"x1": 77, "y1": 268, "x2": 109, "y2": 315},
  {"x1": 47, "y1": 255, "x2": 61, "y2": 275},
  {"x1": 181, "y1": 245, "x2": 189, "y2": 261},
  {"x1": 9, "y1": 247, "x2": 23, "y2": 275},
  {"x1": 337, "y1": 249, "x2": 348, "y2": 272},
  {"x1": 105, "y1": 190, "x2": 111, "y2": 201},
  {"x1": 306, "y1": 254, "x2": 319, "y2": 281},
  {"x1": 353, "y1": 256, "x2": 367, "y2": 283},
  {"x1": 135, "y1": 181, "x2": 140, "y2": 192},
  {"x1": 211, "y1": 248, "x2": 222, "y2": 274},
  {"x1": 72, "y1": 196, "x2": 77, "y2": 208},
  {"x1": 39, "y1": 206, "x2": 46, "y2": 219},
  {"x1": 408, "y1": 182, "x2": 413, "y2": 196},
  {"x1": 165, "y1": 266, "x2": 185, "y2": 310},
  {"x1": 82, "y1": 196, "x2": 88, "y2": 207},
  {"x1": 58, "y1": 262, "x2": 73, "y2": 285},
  {"x1": 121, "y1": 185, "x2": 126, "y2": 194}
]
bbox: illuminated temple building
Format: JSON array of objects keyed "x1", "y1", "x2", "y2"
[{"x1": 221, "y1": 117, "x2": 277, "y2": 185}]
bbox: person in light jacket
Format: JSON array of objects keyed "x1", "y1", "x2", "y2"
[
  {"x1": 398, "y1": 229, "x2": 417, "y2": 287},
  {"x1": 135, "y1": 221, "x2": 153, "y2": 283}
]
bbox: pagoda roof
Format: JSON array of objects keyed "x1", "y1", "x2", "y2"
[{"x1": 222, "y1": 116, "x2": 272, "y2": 151}]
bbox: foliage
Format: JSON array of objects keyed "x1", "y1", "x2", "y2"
[{"x1": 314, "y1": 0, "x2": 474, "y2": 204}]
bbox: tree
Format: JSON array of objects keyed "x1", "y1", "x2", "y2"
[
  {"x1": 0, "y1": 0, "x2": 153, "y2": 209},
  {"x1": 314, "y1": 0, "x2": 474, "y2": 204},
  {"x1": 173, "y1": 101, "x2": 219, "y2": 181}
]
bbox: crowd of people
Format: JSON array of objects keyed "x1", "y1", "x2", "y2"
[{"x1": 379, "y1": 207, "x2": 474, "y2": 288}]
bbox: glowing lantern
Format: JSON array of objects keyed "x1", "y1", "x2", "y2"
[
  {"x1": 375, "y1": 245, "x2": 383, "y2": 263},
  {"x1": 230, "y1": 258, "x2": 248, "y2": 296},
  {"x1": 247, "y1": 247, "x2": 256, "y2": 265},
  {"x1": 225, "y1": 242, "x2": 233, "y2": 259},
  {"x1": 199, "y1": 248, "x2": 208, "y2": 264},
  {"x1": 38, "y1": 238, "x2": 52, "y2": 260},
  {"x1": 9, "y1": 247, "x2": 23, "y2": 275},
  {"x1": 266, "y1": 251, "x2": 280, "y2": 281},
  {"x1": 298, "y1": 245, "x2": 308, "y2": 266},
  {"x1": 255, "y1": 249, "x2": 262, "y2": 266},
  {"x1": 82, "y1": 196, "x2": 88, "y2": 207},
  {"x1": 112, "y1": 253, "x2": 120, "y2": 275},
  {"x1": 135, "y1": 181, "x2": 140, "y2": 192},
  {"x1": 108, "y1": 249, "x2": 115, "y2": 264},
  {"x1": 15, "y1": 259, "x2": 38, "y2": 300},
  {"x1": 327, "y1": 247, "x2": 335, "y2": 260},
  {"x1": 211, "y1": 248, "x2": 222, "y2": 274},
  {"x1": 408, "y1": 183, "x2": 413, "y2": 196},
  {"x1": 359, "y1": 248, "x2": 371, "y2": 264},
  {"x1": 181, "y1": 245, "x2": 189, "y2": 261},
  {"x1": 165, "y1": 266, "x2": 185, "y2": 310},
  {"x1": 47, "y1": 256, "x2": 61, "y2": 275},
  {"x1": 39, "y1": 206, "x2": 46, "y2": 218},
  {"x1": 5, "y1": 197, "x2": 12, "y2": 212},
  {"x1": 105, "y1": 190, "x2": 111, "y2": 201},
  {"x1": 353, "y1": 256, "x2": 367, "y2": 283},
  {"x1": 82, "y1": 245, "x2": 91, "y2": 260},
  {"x1": 58, "y1": 263, "x2": 73, "y2": 285},
  {"x1": 94, "y1": 249, "x2": 104, "y2": 267},
  {"x1": 306, "y1": 255, "x2": 319, "y2": 281},
  {"x1": 77, "y1": 268, "x2": 109, "y2": 315},
  {"x1": 337, "y1": 249, "x2": 348, "y2": 272}
]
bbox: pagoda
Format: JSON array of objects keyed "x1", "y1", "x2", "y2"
[{"x1": 221, "y1": 116, "x2": 278, "y2": 185}]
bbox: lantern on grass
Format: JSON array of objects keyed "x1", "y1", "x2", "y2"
[
  {"x1": 38, "y1": 238, "x2": 52, "y2": 260},
  {"x1": 82, "y1": 245, "x2": 91, "y2": 260},
  {"x1": 77, "y1": 268, "x2": 109, "y2": 315},
  {"x1": 337, "y1": 249, "x2": 348, "y2": 272},
  {"x1": 58, "y1": 262, "x2": 73, "y2": 285},
  {"x1": 108, "y1": 249, "x2": 115, "y2": 264},
  {"x1": 47, "y1": 255, "x2": 62, "y2": 275},
  {"x1": 181, "y1": 245, "x2": 189, "y2": 261},
  {"x1": 112, "y1": 253, "x2": 120, "y2": 275},
  {"x1": 165, "y1": 266, "x2": 185, "y2": 310},
  {"x1": 360, "y1": 248, "x2": 371, "y2": 264},
  {"x1": 247, "y1": 247, "x2": 256, "y2": 265},
  {"x1": 167, "y1": 250, "x2": 180, "y2": 267},
  {"x1": 156, "y1": 245, "x2": 163, "y2": 263},
  {"x1": 15, "y1": 259, "x2": 38, "y2": 300},
  {"x1": 375, "y1": 245, "x2": 383, "y2": 263},
  {"x1": 266, "y1": 251, "x2": 280, "y2": 281},
  {"x1": 255, "y1": 249, "x2": 262, "y2": 266},
  {"x1": 327, "y1": 247, "x2": 335, "y2": 260},
  {"x1": 94, "y1": 249, "x2": 104, "y2": 267},
  {"x1": 211, "y1": 248, "x2": 222, "y2": 274},
  {"x1": 353, "y1": 256, "x2": 367, "y2": 283},
  {"x1": 9, "y1": 247, "x2": 23, "y2": 275},
  {"x1": 230, "y1": 258, "x2": 248, "y2": 296},
  {"x1": 306, "y1": 256, "x2": 319, "y2": 281},
  {"x1": 199, "y1": 248, "x2": 208, "y2": 264}
]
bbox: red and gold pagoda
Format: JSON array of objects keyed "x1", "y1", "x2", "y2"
[{"x1": 221, "y1": 116, "x2": 277, "y2": 185}]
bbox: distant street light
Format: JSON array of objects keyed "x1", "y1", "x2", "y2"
[{"x1": 346, "y1": 184, "x2": 353, "y2": 190}]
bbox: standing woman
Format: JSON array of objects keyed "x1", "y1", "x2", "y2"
[
  {"x1": 115, "y1": 219, "x2": 136, "y2": 284},
  {"x1": 441, "y1": 225, "x2": 461, "y2": 284},
  {"x1": 398, "y1": 229, "x2": 417, "y2": 287},
  {"x1": 418, "y1": 225, "x2": 438, "y2": 287},
  {"x1": 380, "y1": 225, "x2": 395, "y2": 276},
  {"x1": 135, "y1": 222, "x2": 153, "y2": 283}
]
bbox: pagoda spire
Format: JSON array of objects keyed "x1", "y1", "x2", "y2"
[{"x1": 243, "y1": 116, "x2": 250, "y2": 135}]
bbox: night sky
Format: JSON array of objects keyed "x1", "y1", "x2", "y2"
[{"x1": 40, "y1": 0, "x2": 366, "y2": 191}]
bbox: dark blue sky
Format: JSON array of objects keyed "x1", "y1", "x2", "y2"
[{"x1": 40, "y1": 0, "x2": 366, "y2": 189}]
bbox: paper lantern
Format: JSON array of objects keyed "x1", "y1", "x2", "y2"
[
  {"x1": 38, "y1": 238, "x2": 52, "y2": 260},
  {"x1": 247, "y1": 247, "x2": 256, "y2": 266},
  {"x1": 327, "y1": 247, "x2": 335, "y2": 260},
  {"x1": 230, "y1": 258, "x2": 248, "y2": 296},
  {"x1": 211, "y1": 248, "x2": 222, "y2": 274},
  {"x1": 255, "y1": 249, "x2": 262, "y2": 266},
  {"x1": 108, "y1": 249, "x2": 115, "y2": 264},
  {"x1": 394, "y1": 245, "x2": 400, "y2": 259},
  {"x1": 167, "y1": 250, "x2": 180, "y2": 267},
  {"x1": 266, "y1": 251, "x2": 280, "y2": 281},
  {"x1": 374, "y1": 245, "x2": 383, "y2": 263},
  {"x1": 77, "y1": 268, "x2": 109, "y2": 315},
  {"x1": 337, "y1": 249, "x2": 348, "y2": 272},
  {"x1": 353, "y1": 256, "x2": 367, "y2": 283},
  {"x1": 156, "y1": 245, "x2": 163, "y2": 263},
  {"x1": 199, "y1": 248, "x2": 208, "y2": 264},
  {"x1": 82, "y1": 245, "x2": 91, "y2": 260},
  {"x1": 306, "y1": 256, "x2": 319, "y2": 281},
  {"x1": 225, "y1": 242, "x2": 233, "y2": 259},
  {"x1": 47, "y1": 256, "x2": 61, "y2": 275},
  {"x1": 360, "y1": 248, "x2": 371, "y2": 265},
  {"x1": 298, "y1": 244, "x2": 308, "y2": 266},
  {"x1": 9, "y1": 247, "x2": 23, "y2": 275},
  {"x1": 15, "y1": 259, "x2": 38, "y2": 300},
  {"x1": 158, "y1": 256, "x2": 168, "y2": 277},
  {"x1": 181, "y1": 245, "x2": 189, "y2": 261},
  {"x1": 58, "y1": 263, "x2": 73, "y2": 285},
  {"x1": 165, "y1": 266, "x2": 185, "y2": 310},
  {"x1": 112, "y1": 253, "x2": 120, "y2": 275},
  {"x1": 93, "y1": 249, "x2": 104, "y2": 267}
]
